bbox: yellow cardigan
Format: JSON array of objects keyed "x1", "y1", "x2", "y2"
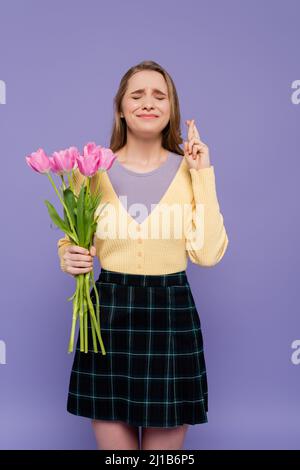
[{"x1": 57, "y1": 156, "x2": 229, "y2": 275}]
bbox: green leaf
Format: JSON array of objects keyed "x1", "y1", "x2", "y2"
[
  {"x1": 63, "y1": 188, "x2": 77, "y2": 228},
  {"x1": 85, "y1": 224, "x2": 92, "y2": 247},
  {"x1": 44, "y1": 200, "x2": 73, "y2": 237},
  {"x1": 83, "y1": 206, "x2": 93, "y2": 246},
  {"x1": 91, "y1": 190, "x2": 103, "y2": 211}
]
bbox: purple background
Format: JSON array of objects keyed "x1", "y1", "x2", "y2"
[{"x1": 0, "y1": 0, "x2": 299, "y2": 450}]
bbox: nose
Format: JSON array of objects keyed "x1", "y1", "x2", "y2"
[
  {"x1": 142, "y1": 103, "x2": 155, "y2": 110},
  {"x1": 140, "y1": 96, "x2": 156, "y2": 109}
]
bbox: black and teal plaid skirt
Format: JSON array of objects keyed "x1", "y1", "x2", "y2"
[{"x1": 67, "y1": 268, "x2": 208, "y2": 428}]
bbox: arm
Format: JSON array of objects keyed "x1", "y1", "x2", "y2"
[{"x1": 185, "y1": 165, "x2": 229, "y2": 267}]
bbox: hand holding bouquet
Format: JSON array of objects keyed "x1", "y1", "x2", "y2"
[{"x1": 26, "y1": 142, "x2": 116, "y2": 354}]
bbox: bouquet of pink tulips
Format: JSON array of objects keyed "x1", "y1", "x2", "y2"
[{"x1": 26, "y1": 142, "x2": 116, "y2": 355}]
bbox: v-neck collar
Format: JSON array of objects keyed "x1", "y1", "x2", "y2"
[
  {"x1": 102, "y1": 156, "x2": 186, "y2": 229},
  {"x1": 114, "y1": 151, "x2": 171, "y2": 177}
]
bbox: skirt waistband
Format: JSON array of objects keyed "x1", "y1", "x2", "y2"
[{"x1": 97, "y1": 268, "x2": 188, "y2": 287}]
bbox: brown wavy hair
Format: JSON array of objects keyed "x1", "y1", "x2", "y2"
[{"x1": 109, "y1": 60, "x2": 184, "y2": 156}]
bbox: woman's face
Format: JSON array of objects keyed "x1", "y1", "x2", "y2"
[{"x1": 120, "y1": 70, "x2": 170, "y2": 138}]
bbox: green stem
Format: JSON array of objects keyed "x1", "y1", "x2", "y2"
[
  {"x1": 79, "y1": 274, "x2": 84, "y2": 352},
  {"x1": 47, "y1": 172, "x2": 79, "y2": 244},
  {"x1": 60, "y1": 174, "x2": 66, "y2": 191},
  {"x1": 68, "y1": 276, "x2": 79, "y2": 353},
  {"x1": 86, "y1": 272, "x2": 98, "y2": 353},
  {"x1": 90, "y1": 314, "x2": 98, "y2": 353},
  {"x1": 66, "y1": 171, "x2": 74, "y2": 194},
  {"x1": 86, "y1": 176, "x2": 90, "y2": 206},
  {"x1": 83, "y1": 296, "x2": 88, "y2": 353},
  {"x1": 84, "y1": 272, "x2": 106, "y2": 355},
  {"x1": 91, "y1": 269, "x2": 100, "y2": 331}
]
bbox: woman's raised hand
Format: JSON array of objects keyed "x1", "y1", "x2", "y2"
[{"x1": 184, "y1": 119, "x2": 211, "y2": 170}]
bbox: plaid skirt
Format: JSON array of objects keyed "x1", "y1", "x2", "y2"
[{"x1": 67, "y1": 268, "x2": 208, "y2": 428}]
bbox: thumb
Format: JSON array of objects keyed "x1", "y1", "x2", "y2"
[
  {"x1": 90, "y1": 245, "x2": 96, "y2": 256},
  {"x1": 184, "y1": 141, "x2": 189, "y2": 156}
]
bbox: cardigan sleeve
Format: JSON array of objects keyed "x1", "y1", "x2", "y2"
[
  {"x1": 185, "y1": 165, "x2": 229, "y2": 267},
  {"x1": 57, "y1": 167, "x2": 86, "y2": 265}
]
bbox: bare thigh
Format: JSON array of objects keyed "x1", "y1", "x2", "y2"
[
  {"x1": 141, "y1": 424, "x2": 189, "y2": 450},
  {"x1": 91, "y1": 419, "x2": 140, "y2": 450}
]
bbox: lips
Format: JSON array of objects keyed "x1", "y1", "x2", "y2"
[{"x1": 137, "y1": 114, "x2": 158, "y2": 118}]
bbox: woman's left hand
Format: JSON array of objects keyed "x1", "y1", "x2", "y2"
[{"x1": 184, "y1": 119, "x2": 211, "y2": 170}]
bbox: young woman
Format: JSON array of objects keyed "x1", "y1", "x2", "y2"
[{"x1": 57, "y1": 60, "x2": 229, "y2": 450}]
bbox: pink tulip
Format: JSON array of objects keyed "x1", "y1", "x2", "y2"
[
  {"x1": 76, "y1": 154, "x2": 100, "y2": 177},
  {"x1": 83, "y1": 141, "x2": 101, "y2": 158},
  {"x1": 76, "y1": 141, "x2": 103, "y2": 176},
  {"x1": 50, "y1": 146, "x2": 79, "y2": 175},
  {"x1": 98, "y1": 147, "x2": 117, "y2": 171},
  {"x1": 25, "y1": 148, "x2": 51, "y2": 174},
  {"x1": 49, "y1": 157, "x2": 62, "y2": 175}
]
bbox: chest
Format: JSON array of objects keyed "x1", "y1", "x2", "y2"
[
  {"x1": 93, "y1": 159, "x2": 195, "y2": 240},
  {"x1": 108, "y1": 157, "x2": 183, "y2": 224}
]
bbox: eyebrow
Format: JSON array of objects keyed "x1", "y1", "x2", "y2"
[{"x1": 130, "y1": 88, "x2": 167, "y2": 96}]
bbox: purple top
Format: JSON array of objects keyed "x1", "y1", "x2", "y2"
[{"x1": 107, "y1": 151, "x2": 183, "y2": 223}]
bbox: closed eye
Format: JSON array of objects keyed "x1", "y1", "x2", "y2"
[{"x1": 132, "y1": 97, "x2": 165, "y2": 100}]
